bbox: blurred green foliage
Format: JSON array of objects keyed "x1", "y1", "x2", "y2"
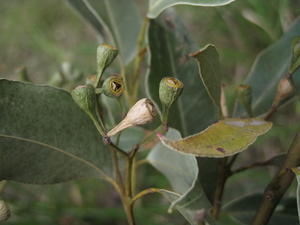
[{"x1": 1, "y1": 0, "x2": 300, "y2": 224}]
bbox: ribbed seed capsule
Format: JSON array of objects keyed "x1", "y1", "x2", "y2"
[
  {"x1": 102, "y1": 75, "x2": 124, "y2": 98},
  {"x1": 0, "y1": 200, "x2": 10, "y2": 222},
  {"x1": 96, "y1": 44, "x2": 119, "y2": 87},
  {"x1": 159, "y1": 77, "x2": 183, "y2": 123},
  {"x1": 71, "y1": 85, "x2": 97, "y2": 116}
]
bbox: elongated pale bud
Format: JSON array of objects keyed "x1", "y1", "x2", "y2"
[
  {"x1": 0, "y1": 200, "x2": 10, "y2": 222},
  {"x1": 107, "y1": 98, "x2": 156, "y2": 137},
  {"x1": 159, "y1": 77, "x2": 183, "y2": 124},
  {"x1": 289, "y1": 37, "x2": 300, "y2": 74},
  {"x1": 273, "y1": 77, "x2": 294, "y2": 106},
  {"x1": 71, "y1": 85, "x2": 97, "y2": 116},
  {"x1": 101, "y1": 75, "x2": 124, "y2": 97},
  {"x1": 236, "y1": 84, "x2": 252, "y2": 117},
  {"x1": 96, "y1": 44, "x2": 119, "y2": 87}
]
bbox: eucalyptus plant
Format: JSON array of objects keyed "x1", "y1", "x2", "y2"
[{"x1": 1, "y1": 0, "x2": 300, "y2": 225}]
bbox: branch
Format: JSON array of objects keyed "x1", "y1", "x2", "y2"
[
  {"x1": 231, "y1": 158, "x2": 276, "y2": 175},
  {"x1": 252, "y1": 132, "x2": 300, "y2": 225}
]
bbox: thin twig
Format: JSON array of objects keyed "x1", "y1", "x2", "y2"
[
  {"x1": 130, "y1": 188, "x2": 181, "y2": 206},
  {"x1": 231, "y1": 158, "x2": 276, "y2": 176}
]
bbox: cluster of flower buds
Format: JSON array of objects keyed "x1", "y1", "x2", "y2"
[{"x1": 71, "y1": 43, "x2": 185, "y2": 138}]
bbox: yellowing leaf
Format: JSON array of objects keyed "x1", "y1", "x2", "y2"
[{"x1": 158, "y1": 118, "x2": 272, "y2": 158}]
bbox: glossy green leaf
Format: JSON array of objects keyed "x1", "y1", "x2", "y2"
[
  {"x1": 147, "y1": 129, "x2": 215, "y2": 225},
  {"x1": 146, "y1": 11, "x2": 219, "y2": 136},
  {"x1": 289, "y1": 37, "x2": 300, "y2": 74},
  {"x1": 0, "y1": 79, "x2": 112, "y2": 184},
  {"x1": 158, "y1": 118, "x2": 272, "y2": 157},
  {"x1": 235, "y1": 18, "x2": 300, "y2": 116},
  {"x1": 292, "y1": 167, "x2": 300, "y2": 224},
  {"x1": 147, "y1": 0, "x2": 235, "y2": 19},
  {"x1": 67, "y1": 0, "x2": 141, "y2": 64},
  {"x1": 224, "y1": 193, "x2": 299, "y2": 225},
  {"x1": 191, "y1": 44, "x2": 221, "y2": 109}
]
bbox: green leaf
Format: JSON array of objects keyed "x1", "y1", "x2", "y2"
[
  {"x1": 146, "y1": 11, "x2": 219, "y2": 136},
  {"x1": 191, "y1": 44, "x2": 222, "y2": 109},
  {"x1": 0, "y1": 79, "x2": 112, "y2": 184},
  {"x1": 223, "y1": 193, "x2": 299, "y2": 225},
  {"x1": 147, "y1": 0, "x2": 235, "y2": 19},
  {"x1": 158, "y1": 118, "x2": 272, "y2": 157},
  {"x1": 289, "y1": 37, "x2": 300, "y2": 74},
  {"x1": 235, "y1": 18, "x2": 300, "y2": 116},
  {"x1": 67, "y1": 0, "x2": 141, "y2": 64},
  {"x1": 147, "y1": 129, "x2": 215, "y2": 225}
]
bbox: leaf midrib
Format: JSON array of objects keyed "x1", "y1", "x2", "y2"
[{"x1": 0, "y1": 133, "x2": 110, "y2": 181}]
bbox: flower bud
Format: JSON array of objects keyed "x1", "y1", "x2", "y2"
[
  {"x1": 0, "y1": 200, "x2": 10, "y2": 222},
  {"x1": 236, "y1": 84, "x2": 252, "y2": 117},
  {"x1": 71, "y1": 85, "x2": 97, "y2": 116},
  {"x1": 289, "y1": 37, "x2": 300, "y2": 74},
  {"x1": 273, "y1": 77, "x2": 294, "y2": 106},
  {"x1": 96, "y1": 44, "x2": 119, "y2": 87},
  {"x1": 107, "y1": 98, "x2": 156, "y2": 137},
  {"x1": 102, "y1": 75, "x2": 124, "y2": 98},
  {"x1": 159, "y1": 77, "x2": 183, "y2": 123}
]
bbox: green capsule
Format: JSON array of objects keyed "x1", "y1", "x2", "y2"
[
  {"x1": 71, "y1": 84, "x2": 97, "y2": 116},
  {"x1": 96, "y1": 44, "x2": 119, "y2": 87},
  {"x1": 71, "y1": 85, "x2": 106, "y2": 136},
  {"x1": 236, "y1": 85, "x2": 252, "y2": 117},
  {"x1": 159, "y1": 76, "x2": 184, "y2": 124},
  {"x1": 102, "y1": 75, "x2": 124, "y2": 98}
]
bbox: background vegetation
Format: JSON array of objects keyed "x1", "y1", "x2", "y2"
[{"x1": 1, "y1": 0, "x2": 300, "y2": 224}]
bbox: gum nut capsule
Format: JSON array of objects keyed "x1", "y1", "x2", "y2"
[
  {"x1": 159, "y1": 77, "x2": 184, "y2": 109},
  {"x1": 102, "y1": 75, "x2": 124, "y2": 97},
  {"x1": 71, "y1": 84, "x2": 96, "y2": 115}
]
